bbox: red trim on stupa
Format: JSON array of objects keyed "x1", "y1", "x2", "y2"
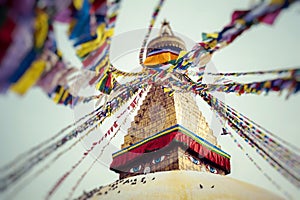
[{"x1": 110, "y1": 129, "x2": 230, "y2": 174}]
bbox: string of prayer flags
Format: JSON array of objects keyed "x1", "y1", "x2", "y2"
[
  {"x1": 0, "y1": 86, "x2": 143, "y2": 192},
  {"x1": 199, "y1": 92, "x2": 300, "y2": 187},
  {"x1": 213, "y1": 111, "x2": 292, "y2": 198},
  {"x1": 111, "y1": 66, "x2": 149, "y2": 77},
  {"x1": 168, "y1": 0, "x2": 298, "y2": 73},
  {"x1": 206, "y1": 67, "x2": 299, "y2": 77},
  {"x1": 1, "y1": 0, "x2": 298, "y2": 107},
  {"x1": 201, "y1": 0, "x2": 299, "y2": 52},
  {"x1": 68, "y1": 88, "x2": 147, "y2": 199},
  {"x1": 14, "y1": 88, "x2": 146, "y2": 198},
  {"x1": 207, "y1": 91, "x2": 299, "y2": 158},
  {"x1": 224, "y1": 98, "x2": 300, "y2": 152},
  {"x1": 0, "y1": 104, "x2": 102, "y2": 174},
  {"x1": 197, "y1": 74, "x2": 300, "y2": 98},
  {"x1": 6, "y1": 114, "x2": 109, "y2": 198},
  {"x1": 46, "y1": 87, "x2": 146, "y2": 200},
  {"x1": 74, "y1": 0, "x2": 122, "y2": 96},
  {"x1": 113, "y1": 64, "x2": 300, "y2": 100},
  {"x1": 218, "y1": 122, "x2": 292, "y2": 198},
  {"x1": 67, "y1": 90, "x2": 144, "y2": 199}
]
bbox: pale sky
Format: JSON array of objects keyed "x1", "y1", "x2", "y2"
[{"x1": 0, "y1": 0, "x2": 300, "y2": 199}]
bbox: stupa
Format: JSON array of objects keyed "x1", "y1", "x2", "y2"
[{"x1": 75, "y1": 21, "x2": 283, "y2": 200}]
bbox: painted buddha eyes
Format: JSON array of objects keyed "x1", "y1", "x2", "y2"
[
  {"x1": 152, "y1": 155, "x2": 165, "y2": 164},
  {"x1": 184, "y1": 152, "x2": 201, "y2": 165},
  {"x1": 129, "y1": 155, "x2": 166, "y2": 173},
  {"x1": 130, "y1": 165, "x2": 142, "y2": 173},
  {"x1": 188, "y1": 155, "x2": 201, "y2": 165},
  {"x1": 207, "y1": 165, "x2": 217, "y2": 174}
]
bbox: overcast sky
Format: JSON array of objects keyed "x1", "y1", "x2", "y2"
[{"x1": 0, "y1": 0, "x2": 300, "y2": 199}]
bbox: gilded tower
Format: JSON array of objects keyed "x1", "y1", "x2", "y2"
[{"x1": 110, "y1": 21, "x2": 231, "y2": 179}]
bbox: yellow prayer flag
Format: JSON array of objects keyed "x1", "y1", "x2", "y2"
[
  {"x1": 34, "y1": 11, "x2": 49, "y2": 49},
  {"x1": 61, "y1": 90, "x2": 69, "y2": 102},
  {"x1": 73, "y1": 0, "x2": 84, "y2": 10},
  {"x1": 270, "y1": 0, "x2": 284, "y2": 5},
  {"x1": 163, "y1": 87, "x2": 172, "y2": 93},
  {"x1": 53, "y1": 87, "x2": 65, "y2": 103},
  {"x1": 206, "y1": 33, "x2": 219, "y2": 39},
  {"x1": 95, "y1": 55, "x2": 109, "y2": 74},
  {"x1": 235, "y1": 19, "x2": 246, "y2": 25},
  {"x1": 10, "y1": 60, "x2": 46, "y2": 95},
  {"x1": 177, "y1": 51, "x2": 187, "y2": 60},
  {"x1": 76, "y1": 23, "x2": 106, "y2": 57}
]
